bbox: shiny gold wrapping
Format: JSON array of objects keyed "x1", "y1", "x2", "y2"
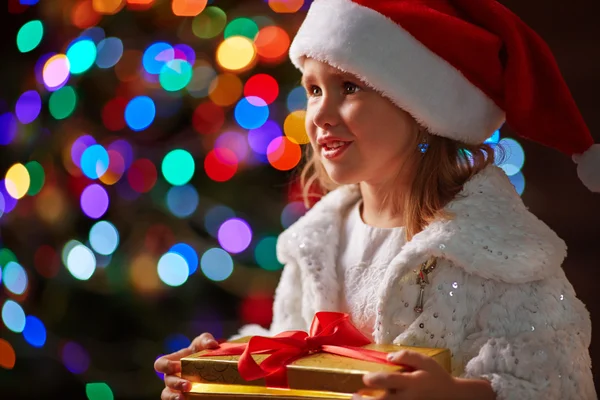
[{"x1": 181, "y1": 337, "x2": 451, "y2": 398}]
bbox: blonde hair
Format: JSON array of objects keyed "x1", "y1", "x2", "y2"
[{"x1": 299, "y1": 127, "x2": 498, "y2": 240}]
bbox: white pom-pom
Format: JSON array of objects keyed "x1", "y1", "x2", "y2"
[{"x1": 573, "y1": 144, "x2": 600, "y2": 193}]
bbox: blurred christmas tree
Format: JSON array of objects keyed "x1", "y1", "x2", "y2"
[{"x1": 0, "y1": 0, "x2": 313, "y2": 398}]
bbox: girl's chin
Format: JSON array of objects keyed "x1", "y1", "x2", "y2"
[{"x1": 323, "y1": 166, "x2": 361, "y2": 186}]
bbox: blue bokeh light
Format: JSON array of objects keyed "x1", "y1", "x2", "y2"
[
  {"x1": 170, "y1": 243, "x2": 199, "y2": 275},
  {"x1": 23, "y1": 315, "x2": 47, "y2": 347},
  {"x1": 125, "y1": 96, "x2": 156, "y2": 131},
  {"x1": 234, "y1": 97, "x2": 269, "y2": 129},
  {"x1": 200, "y1": 248, "x2": 234, "y2": 282}
]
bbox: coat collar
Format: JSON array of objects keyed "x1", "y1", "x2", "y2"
[{"x1": 277, "y1": 165, "x2": 567, "y2": 296}]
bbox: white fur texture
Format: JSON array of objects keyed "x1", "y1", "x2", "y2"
[
  {"x1": 573, "y1": 144, "x2": 600, "y2": 193},
  {"x1": 288, "y1": 0, "x2": 506, "y2": 144},
  {"x1": 236, "y1": 165, "x2": 596, "y2": 399}
]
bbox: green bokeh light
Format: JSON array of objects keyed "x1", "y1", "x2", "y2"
[
  {"x1": 17, "y1": 20, "x2": 44, "y2": 53},
  {"x1": 224, "y1": 18, "x2": 259, "y2": 40},
  {"x1": 254, "y1": 237, "x2": 283, "y2": 271},
  {"x1": 66, "y1": 40, "x2": 97, "y2": 74},
  {"x1": 25, "y1": 161, "x2": 45, "y2": 196},
  {"x1": 0, "y1": 248, "x2": 18, "y2": 268},
  {"x1": 192, "y1": 6, "x2": 227, "y2": 39},
  {"x1": 86, "y1": 382, "x2": 114, "y2": 400},
  {"x1": 49, "y1": 86, "x2": 77, "y2": 120},
  {"x1": 159, "y1": 60, "x2": 193, "y2": 92},
  {"x1": 162, "y1": 149, "x2": 195, "y2": 186}
]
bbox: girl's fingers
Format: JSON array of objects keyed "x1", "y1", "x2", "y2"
[
  {"x1": 164, "y1": 374, "x2": 192, "y2": 392},
  {"x1": 154, "y1": 347, "x2": 194, "y2": 374},
  {"x1": 363, "y1": 372, "x2": 411, "y2": 390},
  {"x1": 190, "y1": 333, "x2": 219, "y2": 352},
  {"x1": 161, "y1": 387, "x2": 184, "y2": 400}
]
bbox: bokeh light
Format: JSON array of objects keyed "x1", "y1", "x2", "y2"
[
  {"x1": 510, "y1": 171, "x2": 526, "y2": 195},
  {"x1": 71, "y1": 135, "x2": 97, "y2": 168},
  {"x1": 215, "y1": 131, "x2": 249, "y2": 162},
  {"x1": 81, "y1": 184, "x2": 109, "y2": 219},
  {"x1": 96, "y1": 37, "x2": 123, "y2": 68},
  {"x1": 204, "y1": 148, "x2": 238, "y2": 182},
  {"x1": 125, "y1": 96, "x2": 156, "y2": 131},
  {"x1": 281, "y1": 201, "x2": 307, "y2": 228},
  {"x1": 235, "y1": 96, "x2": 269, "y2": 129},
  {"x1": 15, "y1": 90, "x2": 42, "y2": 124},
  {"x1": 192, "y1": 6, "x2": 227, "y2": 39},
  {"x1": 216, "y1": 36, "x2": 256, "y2": 72},
  {"x1": 192, "y1": 101, "x2": 224, "y2": 134},
  {"x1": 81, "y1": 144, "x2": 110, "y2": 179},
  {"x1": 43, "y1": 54, "x2": 70, "y2": 91},
  {"x1": 4, "y1": 261, "x2": 28, "y2": 295},
  {"x1": 66, "y1": 243, "x2": 97, "y2": 280},
  {"x1": 143, "y1": 42, "x2": 174, "y2": 74},
  {"x1": 254, "y1": 26, "x2": 290, "y2": 62},
  {"x1": 49, "y1": 86, "x2": 77, "y2": 120},
  {"x1": 284, "y1": 110, "x2": 309, "y2": 144},
  {"x1": 172, "y1": 0, "x2": 207, "y2": 16},
  {"x1": 244, "y1": 74, "x2": 279, "y2": 105},
  {"x1": 66, "y1": 38, "x2": 97, "y2": 74},
  {"x1": 89, "y1": 220, "x2": 120, "y2": 255},
  {"x1": 496, "y1": 138, "x2": 525, "y2": 176},
  {"x1": 86, "y1": 382, "x2": 115, "y2": 400},
  {"x1": 0, "y1": 181, "x2": 18, "y2": 213},
  {"x1": 127, "y1": 159, "x2": 157, "y2": 193},
  {"x1": 248, "y1": 120, "x2": 282, "y2": 156},
  {"x1": 2, "y1": 300, "x2": 26, "y2": 333},
  {"x1": 224, "y1": 18, "x2": 258, "y2": 40},
  {"x1": 218, "y1": 218, "x2": 252, "y2": 254},
  {"x1": 157, "y1": 252, "x2": 189, "y2": 287},
  {"x1": 287, "y1": 86, "x2": 308, "y2": 112},
  {"x1": 162, "y1": 149, "x2": 195, "y2": 186},
  {"x1": 5, "y1": 163, "x2": 30, "y2": 199},
  {"x1": 0, "y1": 339, "x2": 16, "y2": 369},
  {"x1": 267, "y1": 136, "x2": 302, "y2": 171},
  {"x1": 169, "y1": 243, "x2": 199, "y2": 275},
  {"x1": 200, "y1": 248, "x2": 233, "y2": 282},
  {"x1": 0, "y1": 112, "x2": 18, "y2": 145},
  {"x1": 268, "y1": 0, "x2": 304, "y2": 13},
  {"x1": 99, "y1": 150, "x2": 125, "y2": 185},
  {"x1": 166, "y1": 184, "x2": 199, "y2": 218},
  {"x1": 209, "y1": 73, "x2": 243, "y2": 106},
  {"x1": 23, "y1": 316, "x2": 47, "y2": 348},
  {"x1": 159, "y1": 59, "x2": 193, "y2": 92},
  {"x1": 164, "y1": 333, "x2": 191, "y2": 354},
  {"x1": 17, "y1": 20, "x2": 44, "y2": 53},
  {"x1": 254, "y1": 237, "x2": 283, "y2": 271},
  {"x1": 62, "y1": 341, "x2": 90, "y2": 374},
  {"x1": 92, "y1": 0, "x2": 125, "y2": 14}
]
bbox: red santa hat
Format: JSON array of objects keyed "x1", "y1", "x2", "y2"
[{"x1": 289, "y1": 0, "x2": 599, "y2": 193}]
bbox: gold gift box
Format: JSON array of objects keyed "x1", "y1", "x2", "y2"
[{"x1": 181, "y1": 337, "x2": 451, "y2": 399}]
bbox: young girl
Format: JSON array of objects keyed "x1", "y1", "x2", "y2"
[{"x1": 155, "y1": 0, "x2": 599, "y2": 399}]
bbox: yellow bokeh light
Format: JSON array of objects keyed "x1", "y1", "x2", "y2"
[
  {"x1": 130, "y1": 253, "x2": 162, "y2": 294},
  {"x1": 284, "y1": 110, "x2": 309, "y2": 144},
  {"x1": 35, "y1": 186, "x2": 67, "y2": 225},
  {"x1": 268, "y1": 0, "x2": 304, "y2": 13},
  {"x1": 209, "y1": 73, "x2": 243, "y2": 107},
  {"x1": 92, "y1": 0, "x2": 125, "y2": 14},
  {"x1": 5, "y1": 163, "x2": 31, "y2": 199},
  {"x1": 216, "y1": 36, "x2": 256, "y2": 72}
]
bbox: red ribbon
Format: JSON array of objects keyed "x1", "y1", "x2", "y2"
[{"x1": 200, "y1": 312, "x2": 400, "y2": 388}]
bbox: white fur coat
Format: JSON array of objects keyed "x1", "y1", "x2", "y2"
[{"x1": 236, "y1": 165, "x2": 596, "y2": 400}]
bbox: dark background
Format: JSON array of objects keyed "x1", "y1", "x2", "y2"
[{"x1": 0, "y1": 0, "x2": 598, "y2": 399}]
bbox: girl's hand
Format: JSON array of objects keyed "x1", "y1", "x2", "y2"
[
  {"x1": 154, "y1": 333, "x2": 220, "y2": 400},
  {"x1": 352, "y1": 350, "x2": 459, "y2": 400}
]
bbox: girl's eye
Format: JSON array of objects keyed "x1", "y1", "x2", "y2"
[
  {"x1": 344, "y1": 81, "x2": 360, "y2": 94},
  {"x1": 308, "y1": 85, "x2": 322, "y2": 96}
]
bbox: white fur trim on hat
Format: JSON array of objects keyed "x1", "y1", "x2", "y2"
[
  {"x1": 289, "y1": 0, "x2": 506, "y2": 144},
  {"x1": 573, "y1": 144, "x2": 600, "y2": 193}
]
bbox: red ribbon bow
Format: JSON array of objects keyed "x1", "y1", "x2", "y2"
[{"x1": 200, "y1": 312, "x2": 398, "y2": 388}]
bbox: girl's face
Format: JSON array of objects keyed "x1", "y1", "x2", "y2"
[{"x1": 303, "y1": 58, "x2": 420, "y2": 186}]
